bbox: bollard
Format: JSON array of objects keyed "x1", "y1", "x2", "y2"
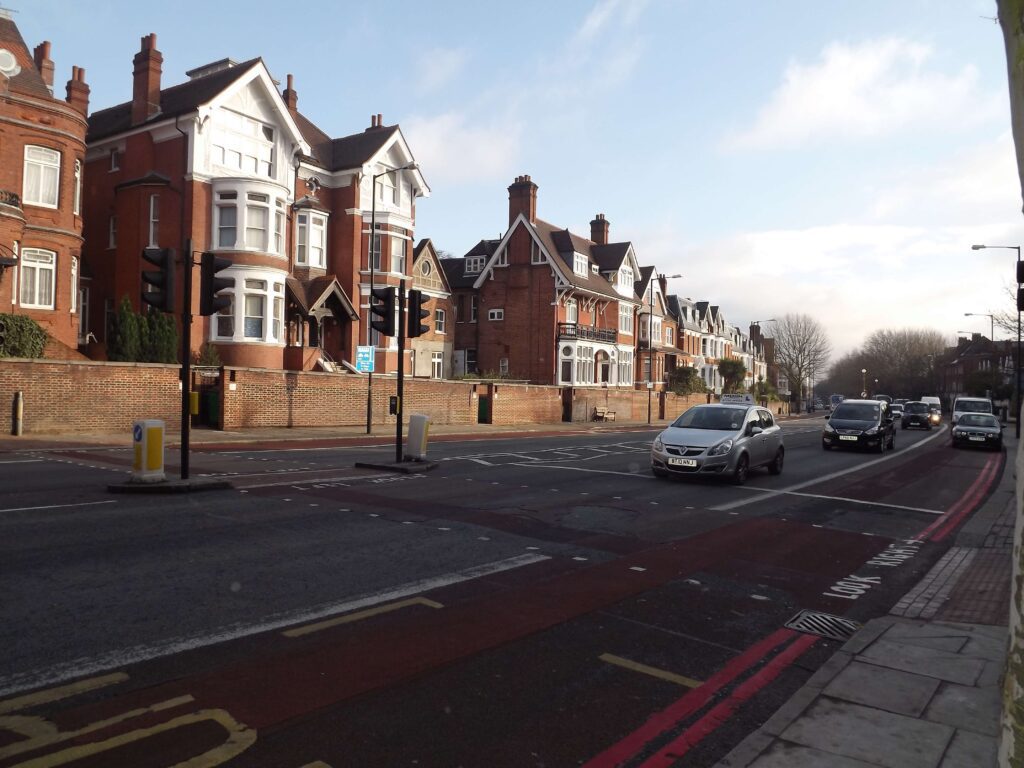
[
  {"x1": 131, "y1": 419, "x2": 166, "y2": 483},
  {"x1": 406, "y1": 414, "x2": 431, "y2": 460},
  {"x1": 12, "y1": 390, "x2": 23, "y2": 436}
]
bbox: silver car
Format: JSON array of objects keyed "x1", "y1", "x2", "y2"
[{"x1": 651, "y1": 403, "x2": 785, "y2": 485}]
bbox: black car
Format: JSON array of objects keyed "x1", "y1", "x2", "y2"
[
  {"x1": 823, "y1": 399, "x2": 896, "y2": 452},
  {"x1": 900, "y1": 401, "x2": 933, "y2": 430},
  {"x1": 951, "y1": 413, "x2": 1003, "y2": 450}
]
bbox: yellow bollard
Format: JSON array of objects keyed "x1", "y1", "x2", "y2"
[
  {"x1": 131, "y1": 419, "x2": 165, "y2": 483},
  {"x1": 189, "y1": 391, "x2": 199, "y2": 416}
]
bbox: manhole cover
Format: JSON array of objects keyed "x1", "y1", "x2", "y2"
[{"x1": 785, "y1": 609, "x2": 861, "y2": 641}]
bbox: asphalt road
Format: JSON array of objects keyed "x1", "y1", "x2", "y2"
[{"x1": 0, "y1": 419, "x2": 1004, "y2": 767}]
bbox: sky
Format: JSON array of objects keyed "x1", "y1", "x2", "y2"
[{"x1": 14, "y1": 0, "x2": 1024, "y2": 361}]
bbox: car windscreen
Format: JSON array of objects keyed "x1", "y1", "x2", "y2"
[
  {"x1": 905, "y1": 403, "x2": 929, "y2": 414},
  {"x1": 955, "y1": 400, "x2": 992, "y2": 414},
  {"x1": 832, "y1": 403, "x2": 880, "y2": 420},
  {"x1": 958, "y1": 413, "x2": 999, "y2": 427},
  {"x1": 672, "y1": 407, "x2": 748, "y2": 430}
]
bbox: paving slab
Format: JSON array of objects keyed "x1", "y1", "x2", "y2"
[
  {"x1": 961, "y1": 634, "x2": 1009, "y2": 663},
  {"x1": 939, "y1": 728, "x2": 998, "y2": 768},
  {"x1": 977, "y1": 659, "x2": 1005, "y2": 688},
  {"x1": 748, "y1": 740, "x2": 878, "y2": 768},
  {"x1": 840, "y1": 617, "x2": 895, "y2": 655},
  {"x1": 823, "y1": 660, "x2": 941, "y2": 717},
  {"x1": 858, "y1": 639, "x2": 985, "y2": 686},
  {"x1": 781, "y1": 697, "x2": 954, "y2": 768},
  {"x1": 924, "y1": 683, "x2": 1002, "y2": 737}
]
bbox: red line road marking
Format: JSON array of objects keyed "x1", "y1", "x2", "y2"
[
  {"x1": 636, "y1": 633, "x2": 819, "y2": 768},
  {"x1": 915, "y1": 453, "x2": 1002, "y2": 542},
  {"x1": 582, "y1": 628, "x2": 798, "y2": 768}
]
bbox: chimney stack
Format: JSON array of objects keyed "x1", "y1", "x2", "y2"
[
  {"x1": 658, "y1": 273, "x2": 668, "y2": 301},
  {"x1": 131, "y1": 33, "x2": 162, "y2": 125},
  {"x1": 508, "y1": 175, "x2": 538, "y2": 225},
  {"x1": 590, "y1": 213, "x2": 610, "y2": 245},
  {"x1": 65, "y1": 66, "x2": 90, "y2": 115},
  {"x1": 283, "y1": 73, "x2": 298, "y2": 114},
  {"x1": 33, "y1": 41, "x2": 54, "y2": 91}
]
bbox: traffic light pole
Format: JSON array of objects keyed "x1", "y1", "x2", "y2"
[
  {"x1": 396, "y1": 279, "x2": 406, "y2": 463},
  {"x1": 180, "y1": 240, "x2": 193, "y2": 480}
]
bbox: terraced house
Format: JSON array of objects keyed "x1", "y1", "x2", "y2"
[
  {"x1": 0, "y1": 12, "x2": 89, "y2": 355},
  {"x1": 80, "y1": 33, "x2": 429, "y2": 372}
]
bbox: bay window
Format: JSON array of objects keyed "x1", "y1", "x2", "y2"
[
  {"x1": 619, "y1": 304, "x2": 633, "y2": 334},
  {"x1": 245, "y1": 193, "x2": 269, "y2": 249},
  {"x1": 210, "y1": 269, "x2": 286, "y2": 344},
  {"x1": 390, "y1": 236, "x2": 406, "y2": 274},
  {"x1": 217, "y1": 192, "x2": 237, "y2": 247},
  {"x1": 296, "y1": 212, "x2": 326, "y2": 268},
  {"x1": 23, "y1": 146, "x2": 60, "y2": 208}
]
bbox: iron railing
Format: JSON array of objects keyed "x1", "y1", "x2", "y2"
[
  {"x1": 0, "y1": 190, "x2": 21, "y2": 208},
  {"x1": 557, "y1": 323, "x2": 616, "y2": 343}
]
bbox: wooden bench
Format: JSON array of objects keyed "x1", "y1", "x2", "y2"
[{"x1": 594, "y1": 406, "x2": 616, "y2": 422}]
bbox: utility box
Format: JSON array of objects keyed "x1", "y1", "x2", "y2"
[
  {"x1": 131, "y1": 419, "x2": 166, "y2": 483},
  {"x1": 406, "y1": 414, "x2": 430, "y2": 460}
]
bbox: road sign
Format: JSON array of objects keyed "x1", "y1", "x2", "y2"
[
  {"x1": 861, "y1": 391, "x2": 868, "y2": 398},
  {"x1": 356, "y1": 346, "x2": 375, "y2": 373}
]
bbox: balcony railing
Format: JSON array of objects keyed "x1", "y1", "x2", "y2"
[
  {"x1": 0, "y1": 190, "x2": 21, "y2": 208},
  {"x1": 558, "y1": 323, "x2": 617, "y2": 343}
]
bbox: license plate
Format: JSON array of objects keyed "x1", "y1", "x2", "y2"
[
  {"x1": 668, "y1": 457, "x2": 698, "y2": 467},
  {"x1": 969, "y1": 436, "x2": 985, "y2": 442},
  {"x1": 839, "y1": 435, "x2": 858, "y2": 441}
]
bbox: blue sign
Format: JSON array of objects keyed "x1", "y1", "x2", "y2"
[
  {"x1": 355, "y1": 346, "x2": 375, "y2": 373},
  {"x1": 133, "y1": 424, "x2": 143, "y2": 442}
]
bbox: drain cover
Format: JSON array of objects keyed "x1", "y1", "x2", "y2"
[{"x1": 785, "y1": 609, "x2": 861, "y2": 641}]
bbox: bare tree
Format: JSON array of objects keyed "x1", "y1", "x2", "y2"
[{"x1": 771, "y1": 314, "x2": 831, "y2": 410}]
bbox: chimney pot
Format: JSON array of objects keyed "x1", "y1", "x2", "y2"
[
  {"x1": 508, "y1": 174, "x2": 539, "y2": 226},
  {"x1": 33, "y1": 41, "x2": 54, "y2": 89},
  {"x1": 377, "y1": 112, "x2": 383, "y2": 126},
  {"x1": 132, "y1": 32, "x2": 163, "y2": 125}
]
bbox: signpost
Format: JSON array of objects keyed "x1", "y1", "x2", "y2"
[{"x1": 355, "y1": 346, "x2": 375, "y2": 373}]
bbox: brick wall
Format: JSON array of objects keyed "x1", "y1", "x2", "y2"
[{"x1": 489, "y1": 382, "x2": 562, "y2": 425}]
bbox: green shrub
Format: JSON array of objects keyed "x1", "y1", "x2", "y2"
[
  {"x1": 108, "y1": 297, "x2": 179, "y2": 363},
  {"x1": 0, "y1": 314, "x2": 47, "y2": 358}
]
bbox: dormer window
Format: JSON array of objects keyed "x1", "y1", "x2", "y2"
[
  {"x1": 619, "y1": 266, "x2": 633, "y2": 288},
  {"x1": 465, "y1": 256, "x2": 485, "y2": 274},
  {"x1": 531, "y1": 241, "x2": 544, "y2": 264},
  {"x1": 573, "y1": 253, "x2": 588, "y2": 277},
  {"x1": 591, "y1": 264, "x2": 599, "y2": 274},
  {"x1": 495, "y1": 248, "x2": 508, "y2": 267}
]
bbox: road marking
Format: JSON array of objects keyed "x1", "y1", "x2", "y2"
[
  {"x1": 751, "y1": 490, "x2": 944, "y2": 516},
  {"x1": 599, "y1": 654, "x2": 702, "y2": 688},
  {"x1": 0, "y1": 499, "x2": 117, "y2": 515},
  {"x1": 236, "y1": 472, "x2": 390, "y2": 489},
  {"x1": 283, "y1": 597, "x2": 443, "y2": 638},
  {"x1": 0, "y1": 459, "x2": 44, "y2": 464},
  {"x1": 0, "y1": 672, "x2": 128, "y2": 715},
  {"x1": 0, "y1": 553, "x2": 550, "y2": 698},
  {"x1": 515, "y1": 463, "x2": 654, "y2": 479},
  {"x1": 711, "y1": 425, "x2": 948, "y2": 511}
]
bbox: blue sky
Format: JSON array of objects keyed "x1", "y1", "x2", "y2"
[{"x1": 16, "y1": 0, "x2": 1023, "y2": 358}]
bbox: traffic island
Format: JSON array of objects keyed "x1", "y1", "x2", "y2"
[
  {"x1": 107, "y1": 478, "x2": 234, "y2": 494},
  {"x1": 354, "y1": 460, "x2": 438, "y2": 475}
]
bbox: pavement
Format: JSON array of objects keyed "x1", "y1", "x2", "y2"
[{"x1": 715, "y1": 431, "x2": 1017, "y2": 768}]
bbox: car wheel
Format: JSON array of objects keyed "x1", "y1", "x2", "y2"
[
  {"x1": 888, "y1": 431, "x2": 896, "y2": 450},
  {"x1": 768, "y1": 447, "x2": 784, "y2": 475},
  {"x1": 822, "y1": 441, "x2": 832, "y2": 451},
  {"x1": 732, "y1": 455, "x2": 749, "y2": 485},
  {"x1": 875, "y1": 435, "x2": 886, "y2": 454}
]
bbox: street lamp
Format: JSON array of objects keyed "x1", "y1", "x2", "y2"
[
  {"x1": 648, "y1": 273, "x2": 682, "y2": 424},
  {"x1": 365, "y1": 161, "x2": 419, "y2": 435},
  {"x1": 861, "y1": 368, "x2": 867, "y2": 397},
  {"x1": 972, "y1": 243, "x2": 1021, "y2": 437},
  {"x1": 963, "y1": 312, "x2": 995, "y2": 343}
]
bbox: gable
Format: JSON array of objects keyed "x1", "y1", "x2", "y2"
[{"x1": 412, "y1": 242, "x2": 450, "y2": 294}]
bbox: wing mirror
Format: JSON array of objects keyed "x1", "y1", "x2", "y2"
[{"x1": 749, "y1": 425, "x2": 764, "y2": 436}]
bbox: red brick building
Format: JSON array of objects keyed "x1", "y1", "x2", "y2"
[
  {"x1": 0, "y1": 12, "x2": 89, "y2": 355},
  {"x1": 409, "y1": 239, "x2": 454, "y2": 378},
  {"x1": 81, "y1": 34, "x2": 428, "y2": 371}
]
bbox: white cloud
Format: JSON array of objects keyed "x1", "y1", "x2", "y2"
[
  {"x1": 404, "y1": 111, "x2": 523, "y2": 185},
  {"x1": 416, "y1": 48, "x2": 469, "y2": 93},
  {"x1": 725, "y1": 38, "x2": 1000, "y2": 151}
]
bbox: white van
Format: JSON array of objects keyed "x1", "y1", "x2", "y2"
[
  {"x1": 921, "y1": 396, "x2": 942, "y2": 424},
  {"x1": 952, "y1": 396, "x2": 994, "y2": 426}
]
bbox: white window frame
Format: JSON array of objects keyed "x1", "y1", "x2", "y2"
[
  {"x1": 245, "y1": 192, "x2": 270, "y2": 250},
  {"x1": 274, "y1": 200, "x2": 286, "y2": 255},
  {"x1": 370, "y1": 226, "x2": 383, "y2": 271},
  {"x1": 573, "y1": 253, "x2": 587, "y2": 276},
  {"x1": 390, "y1": 236, "x2": 406, "y2": 274},
  {"x1": 470, "y1": 296, "x2": 478, "y2": 322},
  {"x1": 488, "y1": 308, "x2": 504, "y2": 321},
  {"x1": 70, "y1": 257, "x2": 78, "y2": 313},
  {"x1": 295, "y1": 212, "x2": 326, "y2": 268},
  {"x1": 434, "y1": 308, "x2": 446, "y2": 334},
  {"x1": 216, "y1": 191, "x2": 238, "y2": 248},
  {"x1": 499, "y1": 357, "x2": 509, "y2": 376},
  {"x1": 565, "y1": 299, "x2": 578, "y2": 324},
  {"x1": 109, "y1": 149, "x2": 120, "y2": 171},
  {"x1": 431, "y1": 352, "x2": 443, "y2": 379},
  {"x1": 619, "y1": 304, "x2": 633, "y2": 334},
  {"x1": 465, "y1": 256, "x2": 485, "y2": 274},
  {"x1": 23, "y1": 146, "x2": 60, "y2": 208},
  {"x1": 209, "y1": 269, "x2": 287, "y2": 344},
  {"x1": 19, "y1": 248, "x2": 56, "y2": 309},
  {"x1": 531, "y1": 240, "x2": 544, "y2": 265},
  {"x1": 619, "y1": 266, "x2": 633, "y2": 288},
  {"x1": 495, "y1": 248, "x2": 508, "y2": 267},
  {"x1": 73, "y1": 160, "x2": 82, "y2": 216},
  {"x1": 665, "y1": 326, "x2": 673, "y2": 346},
  {"x1": 148, "y1": 194, "x2": 159, "y2": 247}
]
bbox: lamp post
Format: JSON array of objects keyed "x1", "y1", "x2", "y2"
[
  {"x1": 874, "y1": 378, "x2": 879, "y2": 397},
  {"x1": 648, "y1": 273, "x2": 682, "y2": 424},
  {"x1": 750, "y1": 319, "x2": 775, "y2": 401},
  {"x1": 861, "y1": 368, "x2": 867, "y2": 397},
  {"x1": 365, "y1": 162, "x2": 418, "y2": 435},
  {"x1": 972, "y1": 244, "x2": 1021, "y2": 437},
  {"x1": 964, "y1": 312, "x2": 995, "y2": 343}
]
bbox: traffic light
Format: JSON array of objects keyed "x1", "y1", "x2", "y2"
[
  {"x1": 407, "y1": 289, "x2": 430, "y2": 338},
  {"x1": 1018, "y1": 287, "x2": 1024, "y2": 313},
  {"x1": 199, "y1": 252, "x2": 232, "y2": 316},
  {"x1": 369, "y1": 286, "x2": 396, "y2": 336},
  {"x1": 141, "y1": 247, "x2": 175, "y2": 312}
]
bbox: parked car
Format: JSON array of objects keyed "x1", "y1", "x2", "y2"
[
  {"x1": 951, "y1": 396, "x2": 994, "y2": 426},
  {"x1": 874, "y1": 394, "x2": 893, "y2": 404},
  {"x1": 890, "y1": 403, "x2": 904, "y2": 421},
  {"x1": 822, "y1": 399, "x2": 896, "y2": 453},
  {"x1": 951, "y1": 413, "x2": 1003, "y2": 450},
  {"x1": 901, "y1": 401, "x2": 933, "y2": 430},
  {"x1": 651, "y1": 403, "x2": 784, "y2": 485}
]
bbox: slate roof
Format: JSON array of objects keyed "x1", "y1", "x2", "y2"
[
  {"x1": 590, "y1": 243, "x2": 631, "y2": 273},
  {"x1": 0, "y1": 16, "x2": 52, "y2": 99},
  {"x1": 87, "y1": 58, "x2": 260, "y2": 142},
  {"x1": 285, "y1": 275, "x2": 357, "y2": 319},
  {"x1": 634, "y1": 265, "x2": 656, "y2": 305},
  {"x1": 442, "y1": 240, "x2": 499, "y2": 289},
  {"x1": 531, "y1": 219, "x2": 632, "y2": 302}
]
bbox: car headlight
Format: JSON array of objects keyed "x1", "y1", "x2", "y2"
[
  {"x1": 708, "y1": 439, "x2": 733, "y2": 456},
  {"x1": 931, "y1": 414, "x2": 940, "y2": 422},
  {"x1": 824, "y1": 423, "x2": 836, "y2": 433},
  {"x1": 653, "y1": 436, "x2": 664, "y2": 451},
  {"x1": 864, "y1": 427, "x2": 879, "y2": 435}
]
